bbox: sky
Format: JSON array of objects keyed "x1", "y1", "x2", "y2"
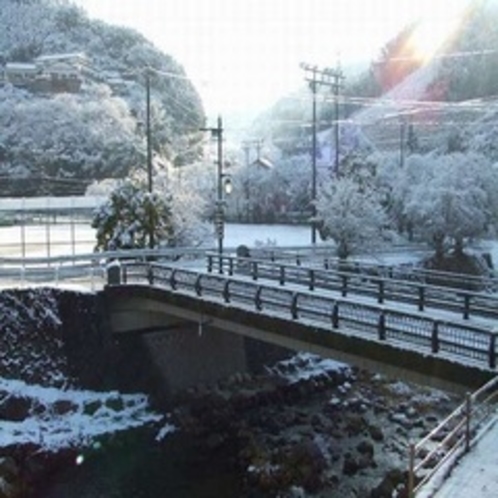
[{"x1": 76, "y1": 0, "x2": 472, "y2": 115}]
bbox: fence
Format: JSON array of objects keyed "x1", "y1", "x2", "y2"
[
  {"x1": 408, "y1": 375, "x2": 498, "y2": 496},
  {"x1": 0, "y1": 247, "x2": 207, "y2": 289}
]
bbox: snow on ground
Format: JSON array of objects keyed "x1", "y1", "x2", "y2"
[
  {"x1": 0, "y1": 377, "x2": 168, "y2": 453},
  {"x1": 267, "y1": 352, "x2": 349, "y2": 384}
]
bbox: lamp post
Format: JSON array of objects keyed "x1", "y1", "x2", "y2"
[{"x1": 201, "y1": 116, "x2": 232, "y2": 273}]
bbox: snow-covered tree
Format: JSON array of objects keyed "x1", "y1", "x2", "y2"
[
  {"x1": 92, "y1": 182, "x2": 173, "y2": 251},
  {"x1": 403, "y1": 153, "x2": 498, "y2": 258},
  {"x1": 92, "y1": 174, "x2": 210, "y2": 251},
  {"x1": 0, "y1": 87, "x2": 143, "y2": 194},
  {"x1": 315, "y1": 178, "x2": 387, "y2": 259}
]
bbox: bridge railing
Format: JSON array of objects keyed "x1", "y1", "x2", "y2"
[
  {"x1": 206, "y1": 253, "x2": 498, "y2": 322},
  {"x1": 407, "y1": 375, "x2": 498, "y2": 497},
  {"x1": 218, "y1": 247, "x2": 497, "y2": 291},
  {"x1": 121, "y1": 261, "x2": 498, "y2": 370}
]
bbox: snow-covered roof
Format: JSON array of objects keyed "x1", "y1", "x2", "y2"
[
  {"x1": 5, "y1": 62, "x2": 37, "y2": 72},
  {"x1": 35, "y1": 52, "x2": 88, "y2": 63}
]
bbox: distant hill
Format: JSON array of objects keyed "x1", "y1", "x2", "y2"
[
  {"x1": 250, "y1": 0, "x2": 498, "y2": 163},
  {"x1": 0, "y1": 0, "x2": 205, "y2": 196}
]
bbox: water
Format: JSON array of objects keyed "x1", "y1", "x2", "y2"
[{"x1": 34, "y1": 430, "x2": 243, "y2": 498}]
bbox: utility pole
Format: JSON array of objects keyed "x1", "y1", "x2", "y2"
[
  {"x1": 400, "y1": 118, "x2": 406, "y2": 168},
  {"x1": 333, "y1": 62, "x2": 344, "y2": 174},
  {"x1": 145, "y1": 68, "x2": 154, "y2": 249},
  {"x1": 301, "y1": 63, "x2": 344, "y2": 244},
  {"x1": 201, "y1": 116, "x2": 230, "y2": 273}
]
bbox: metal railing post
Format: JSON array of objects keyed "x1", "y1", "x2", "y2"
[
  {"x1": 408, "y1": 441, "x2": 415, "y2": 498},
  {"x1": 332, "y1": 302, "x2": 339, "y2": 329},
  {"x1": 341, "y1": 275, "x2": 348, "y2": 297},
  {"x1": 431, "y1": 321, "x2": 440, "y2": 354},
  {"x1": 309, "y1": 269, "x2": 315, "y2": 291},
  {"x1": 418, "y1": 286, "x2": 425, "y2": 311},
  {"x1": 378, "y1": 311, "x2": 386, "y2": 341},
  {"x1": 463, "y1": 294, "x2": 470, "y2": 320},
  {"x1": 291, "y1": 293, "x2": 299, "y2": 319},
  {"x1": 465, "y1": 392, "x2": 472, "y2": 453},
  {"x1": 489, "y1": 332, "x2": 497, "y2": 369},
  {"x1": 378, "y1": 279, "x2": 384, "y2": 304},
  {"x1": 223, "y1": 280, "x2": 230, "y2": 303},
  {"x1": 279, "y1": 266, "x2": 285, "y2": 286},
  {"x1": 252, "y1": 261, "x2": 258, "y2": 281}
]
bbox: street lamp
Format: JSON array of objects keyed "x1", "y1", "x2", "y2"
[{"x1": 201, "y1": 115, "x2": 231, "y2": 273}]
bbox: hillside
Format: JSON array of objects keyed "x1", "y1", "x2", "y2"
[
  {"x1": 250, "y1": 0, "x2": 498, "y2": 162},
  {"x1": 0, "y1": 0, "x2": 205, "y2": 196}
]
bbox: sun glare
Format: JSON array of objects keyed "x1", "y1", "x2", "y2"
[{"x1": 409, "y1": 3, "x2": 470, "y2": 63}]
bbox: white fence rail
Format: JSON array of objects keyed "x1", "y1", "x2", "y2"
[{"x1": 0, "y1": 248, "x2": 207, "y2": 289}]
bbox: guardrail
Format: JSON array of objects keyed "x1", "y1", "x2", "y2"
[
  {"x1": 408, "y1": 375, "x2": 498, "y2": 497},
  {"x1": 0, "y1": 247, "x2": 207, "y2": 288},
  {"x1": 207, "y1": 254, "x2": 498, "y2": 322},
  {"x1": 121, "y1": 261, "x2": 498, "y2": 370}
]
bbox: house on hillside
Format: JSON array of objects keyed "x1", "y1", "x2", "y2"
[
  {"x1": 2, "y1": 62, "x2": 38, "y2": 87},
  {"x1": 0, "y1": 53, "x2": 91, "y2": 93},
  {"x1": 251, "y1": 157, "x2": 274, "y2": 170}
]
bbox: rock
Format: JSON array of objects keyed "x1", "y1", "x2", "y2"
[
  {"x1": 370, "y1": 468, "x2": 406, "y2": 498},
  {"x1": 53, "y1": 399, "x2": 78, "y2": 416},
  {"x1": 82, "y1": 399, "x2": 101, "y2": 416},
  {"x1": 285, "y1": 440, "x2": 327, "y2": 492},
  {"x1": 344, "y1": 415, "x2": 367, "y2": 437},
  {"x1": 368, "y1": 424, "x2": 384, "y2": 442},
  {"x1": 357, "y1": 440, "x2": 375, "y2": 458},
  {"x1": 0, "y1": 396, "x2": 31, "y2": 421},
  {"x1": 342, "y1": 452, "x2": 360, "y2": 476}
]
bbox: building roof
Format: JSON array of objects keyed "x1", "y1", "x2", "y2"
[
  {"x1": 251, "y1": 157, "x2": 274, "y2": 169},
  {"x1": 5, "y1": 63, "x2": 37, "y2": 72},
  {"x1": 35, "y1": 52, "x2": 88, "y2": 63}
]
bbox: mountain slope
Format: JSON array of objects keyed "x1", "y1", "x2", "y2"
[{"x1": 0, "y1": 0, "x2": 205, "y2": 195}]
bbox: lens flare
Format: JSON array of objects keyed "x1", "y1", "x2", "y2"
[{"x1": 408, "y1": 3, "x2": 471, "y2": 63}]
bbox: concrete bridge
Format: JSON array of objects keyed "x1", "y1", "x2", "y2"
[{"x1": 103, "y1": 259, "x2": 498, "y2": 394}]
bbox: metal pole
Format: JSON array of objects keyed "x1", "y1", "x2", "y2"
[
  {"x1": 145, "y1": 69, "x2": 154, "y2": 249},
  {"x1": 46, "y1": 197, "x2": 51, "y2": 264},
  {"x1": 465, "y1": 392, "x2": 472, "y2": 452},
  {"x1": 217, "y1": 115, "x2": 224, "y2": 273},
  {"x1": 334, "y1": 74, "x2": 340, "y2": 173},
  {"x1": 311, "y1": 78, "x2": 317, "y2": 245},
  {"x1": 70, "y1": 197, "x2": 75, "y2": 258},
  {"x1": 408, "y1": 441, "x2": 415, "y2": 498},
  {"x1": 400, "y1": 118, "x2": 406, "y2": 168},
  {"x1": 21, "y1": 198, "x2": 26, "y2": 259}
]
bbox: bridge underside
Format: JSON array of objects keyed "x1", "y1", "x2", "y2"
[{"x1": 103, "y1": 285, "x2": 495, "y2": 394}]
